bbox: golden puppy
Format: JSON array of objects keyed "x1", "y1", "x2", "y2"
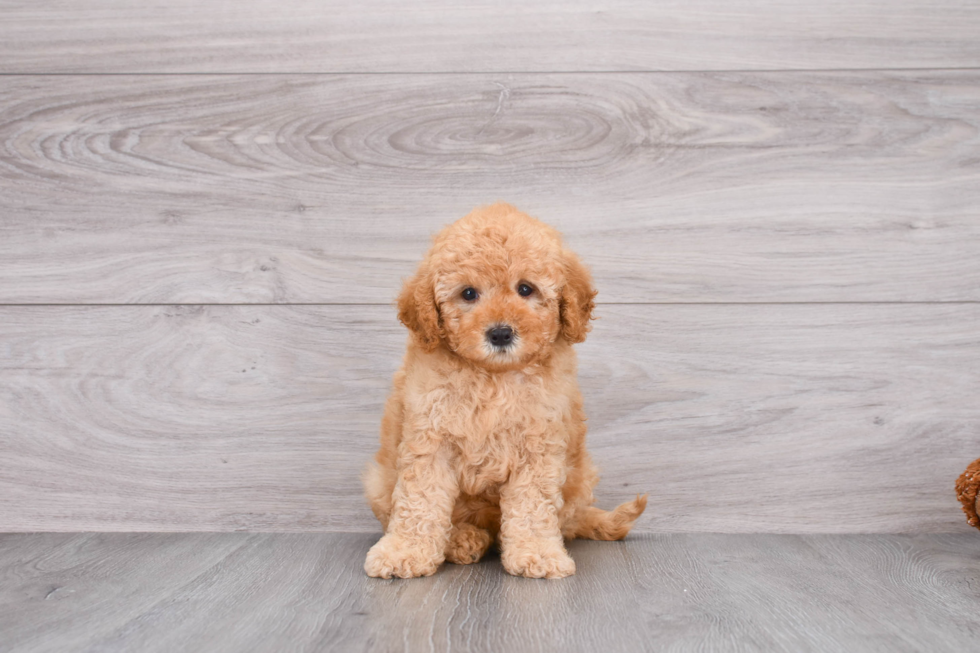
[{"x1": 364, "y1": 202, "x2": 646, "y2": 579}]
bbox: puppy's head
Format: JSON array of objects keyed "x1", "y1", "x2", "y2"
[{"x1": 398, "y1": 203, "x2": 595, "y2": 370}]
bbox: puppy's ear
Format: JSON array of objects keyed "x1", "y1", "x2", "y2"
[
  {"x1": 397, "y1": 263, "x2": 443, "y2": 352},
  {"x1": 559, "y1": 249, "x2": 597, "y2": 344}
]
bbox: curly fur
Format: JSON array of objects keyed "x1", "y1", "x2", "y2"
[
  {"x1": 364, "y1": 202, "x2": 647, "y2": 579},
  {"x1": 955, "y1": 457, "x2": 980, "y2": 530}
]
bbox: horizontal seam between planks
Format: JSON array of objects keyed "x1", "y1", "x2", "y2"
[
  {"x1": 0, "y1": 68, "x2": 979, "y2": 77},
  {"x1": 0, "y1": 301, "x2": 977, "y2": 307}
]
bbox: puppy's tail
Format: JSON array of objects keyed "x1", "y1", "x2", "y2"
[{"x1": 568, "y1": 494, "x2": 648, "y2": 541}]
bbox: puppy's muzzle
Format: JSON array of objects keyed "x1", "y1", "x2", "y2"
[{"x1": 486, "y1": 325, "x2": 515, "y2": 349}]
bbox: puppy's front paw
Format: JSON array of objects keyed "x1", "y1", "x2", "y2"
[
  {"x1": 364, "y1": 534, "x2": 442, "y2": 579},
  {"x1": 502, "y1": 541, "x2": 576, "y2": 579}
]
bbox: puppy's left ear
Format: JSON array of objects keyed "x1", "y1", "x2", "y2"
[{"x1": 559, "y1": 249, "x2": 597, "y2": 344}]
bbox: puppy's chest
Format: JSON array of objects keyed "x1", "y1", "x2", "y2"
[{"x1": 429, "y1": 372, "x2": 568, "y2": 492}]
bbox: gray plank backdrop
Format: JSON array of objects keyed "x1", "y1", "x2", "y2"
[
  {"x1": 1, "y1": 1, "x2": 978, "y2": 533},
  {"x1": 1, "y1": 305, "x2": 977, "y2": 533},
  {"x1": 2, "y1": 73, "x2": 979, "y2": 304},
  {"x1": 2, "y1": 1, "x2": 980, "y2": 73}
]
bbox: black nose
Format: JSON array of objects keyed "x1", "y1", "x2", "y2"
[{"x1": 486, "y1": 325, "x2": 515, "y2": 348}]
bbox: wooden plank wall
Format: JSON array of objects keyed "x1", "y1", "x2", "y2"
[
  {"x1": 1, "y1": 1, "x2": 978, "y2": 533},
  {"x1": 3, "y1": 1, "x2": 980, "y2": 73}
]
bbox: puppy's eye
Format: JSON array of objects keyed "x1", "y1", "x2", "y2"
[
  {"x1": 517, "y1": 283, "x2": 533, "y2": 297},
  {"x1": 461, "y1": 287, "x2": 479, "y2": 302}
]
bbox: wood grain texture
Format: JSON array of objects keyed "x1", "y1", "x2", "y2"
[
  {"x1": 2, "y1": 1, "x2": 980, "y2": 73},
  {"x1": 1, "y1": 304, "x2": 976, "y2": 533},
  {"x1": 2, "y1": 72, "x2": 979, "y2": 303},
  {"x1": 1, "y1": 533, "x2": 978, "y2": 653}
]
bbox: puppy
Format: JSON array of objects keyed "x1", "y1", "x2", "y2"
[{"x1": 364, "y1": 202, "x2": 646, "y2": 579}]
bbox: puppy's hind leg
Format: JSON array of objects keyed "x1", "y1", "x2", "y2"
[
  {"x1": 445, "y1": 522, "x2": 493, "y2": 565},
  {"x1": 445, "y1": 495, "x2": 501, "y2": 564},
  {"x1": 363, "y1": 461, "x2": 397, "y2": 530}
]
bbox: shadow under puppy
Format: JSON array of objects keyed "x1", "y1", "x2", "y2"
[{"x1": 364, "y1": 202, "x2": 647, "y2": 579}]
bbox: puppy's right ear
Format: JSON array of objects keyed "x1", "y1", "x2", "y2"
[{"x1": 397, "y1": 263, "x2": 443, "y2": 352}]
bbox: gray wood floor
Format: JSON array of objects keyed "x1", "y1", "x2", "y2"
[
  {"x1": 1, "y1": 533, "x2": 978, "y2": 653},
  {"x1": 1, "y1": 1, "x2": 979, "y2": 536}
]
